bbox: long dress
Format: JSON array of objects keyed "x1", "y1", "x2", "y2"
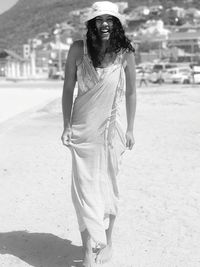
[{"x1": 69, "y1": 39, "x2": 126, "y2": 247}]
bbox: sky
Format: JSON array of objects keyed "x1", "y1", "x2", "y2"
[{"x1": 0, "y1": 0, "x2": 18, "y2": 15}]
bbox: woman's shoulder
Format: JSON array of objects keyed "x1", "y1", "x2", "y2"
[
  {"x1": 122, "y1": 49, "x2": 135, "y2": 58},
  {"x1": 121, "y1": 49, "x2": 135, "y2": 69},
  {"x1": 72, "y1": 39, "x2": 84, "y2": 49},
  {"x1": 68, "y1": 40, "x2": 84, "y2": 65},
  {"x1": 69, "y1": 40, "x2": 83, "y2": 55}
]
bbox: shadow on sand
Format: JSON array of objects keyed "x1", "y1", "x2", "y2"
[{"x1": 0, "y1": 231, "x2": 83, "y2": 267}]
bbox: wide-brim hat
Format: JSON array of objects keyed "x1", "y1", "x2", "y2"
[{"x1": 83, "y1": 1, "x2": 125, "y2": 25}]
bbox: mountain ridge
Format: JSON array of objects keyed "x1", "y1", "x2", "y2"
[{"x1": 0, "y1": 0, "x2": 199, "y2": 52}]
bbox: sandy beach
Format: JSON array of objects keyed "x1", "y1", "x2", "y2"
[
  {"x1": 0, "y1": 80, "x2": 63, "y2": 123},
  {"x1": 0, "y1": 81, "x2": 200, "y2": 267}
]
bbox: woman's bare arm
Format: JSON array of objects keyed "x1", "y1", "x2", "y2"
[
  {"x1": 62, "y1": 42, "x2": 78, "y2": 129},
  {"x1": 61, "y1": 41, "x2": 82, "y2": 145},
  {"x1": 124, "y1": 52, "x2": 137, "y2": 149}
]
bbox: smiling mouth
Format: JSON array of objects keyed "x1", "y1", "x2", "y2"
[{"x1": 100, "y1": 28, "x2": 110, "y2": 34}]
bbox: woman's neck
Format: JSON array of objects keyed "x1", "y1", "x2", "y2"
[{"x1": 100, "y1": 40, "x2": 110, "y2": 54}]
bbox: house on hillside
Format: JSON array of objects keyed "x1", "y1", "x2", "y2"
[{"x1": 176, "y1": 22, "x2": 200, "y2": 32}]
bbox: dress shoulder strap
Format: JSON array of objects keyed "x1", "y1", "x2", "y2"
[
  {"x1": 83, "y1": 37, "x2": 88, "y2": 55},
  {"x1": 121, "y1": 50, "x2": 128, "y2": 69},
  {"x1": 115, "y1": 50, "x2": 127, "y2": 68}
]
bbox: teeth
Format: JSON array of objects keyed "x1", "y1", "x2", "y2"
[{"x1": 101, "y1": 28, "x2": 109, "y2": 32}]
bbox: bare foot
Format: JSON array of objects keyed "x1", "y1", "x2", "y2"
[
  {"x1": 95, "y1": 244, "x2": 112, "y2": 264},
  {"x1": 83, "y1": 249, "x2": 94, "y2": 267}
]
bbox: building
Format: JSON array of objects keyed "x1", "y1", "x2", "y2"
[
  {"x1": 0, "y1": 48, "x2": 50, "y2": 80},
  {"x1": 167, "y1": 30, "x2": 200, "y2": 63},
  {"x1": 0, "y1": 49, "x2": 31, "y2": 79}
]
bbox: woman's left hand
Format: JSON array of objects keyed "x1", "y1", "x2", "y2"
[{"x1": 125, "y1": 130, "x2": 135, "y2": 150}]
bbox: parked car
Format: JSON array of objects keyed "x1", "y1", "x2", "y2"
[
  {"x1": 152, "y1": 62, "x2": 177, "y2": 72},
  {"x1": 149, "y1": 71, "x2": 163, "y2": 83},
  {"x1": 192, "y1": 66, "x2": 200, "y2": 84},
  {"x1": 164, "y1": 67, "x2": 192, "y2": 84},
  {"x1": 149, "y1": 62, "x2": 177, "y2": 83},
  {"x1": 51, "y1": 70, "x2": 65, "y2": 80}
]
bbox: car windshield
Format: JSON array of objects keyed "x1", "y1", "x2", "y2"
[
  {"x1": 179, "y1": 69, "x2": 190, "y2": 74},
  {"x1": 153, "y1": 65, "x2": 163, "y2": 71},
  {"x1": 165, "y1": 64, "x2": 176, "y2": 69},
  {"x1": 153, "y1": 64, "x2": 177, "y2": 71},
  {"x1": 167, "y1": 69, "x2": 177, "y2": 74}
]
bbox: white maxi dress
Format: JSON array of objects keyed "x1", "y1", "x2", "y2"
[{"x1": 68, "y1": 40, "x2": 126, "y2": 246}]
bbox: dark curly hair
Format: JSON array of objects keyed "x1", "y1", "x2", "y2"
[{"x1": 86, "y1": 16, "x2": 135, "y2": 67}]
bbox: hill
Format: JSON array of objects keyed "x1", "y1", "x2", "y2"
[
  {"x1": 0, "y1": 0, "x2": 199, "y2": 52},
  {"x1": 0, "y1": 0, "x2": 135, "y2": 52}
]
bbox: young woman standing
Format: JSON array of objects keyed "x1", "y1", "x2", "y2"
[{"x1": 61, "y1": 2, "x2": 136, "y2": 266}]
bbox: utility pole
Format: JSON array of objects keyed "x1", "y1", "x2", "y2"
[
  {"x1": 28, "y1": 39, "x2": 37, "y2": 78},
  {"x1": 53, "y1": 24, "x2": 62, "y2": 80}
]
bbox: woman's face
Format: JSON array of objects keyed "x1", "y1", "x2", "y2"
[{"x1": 95, "y1": 14, "x2": 114, "y2": 41}]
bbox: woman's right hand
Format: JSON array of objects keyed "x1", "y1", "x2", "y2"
[{"x1": 61, "y1": 128, "x2": 72, "y2": 146}]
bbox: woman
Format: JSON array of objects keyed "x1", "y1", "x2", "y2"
[{"x1": 61, "y1": 1, "x2": 136, "y2": 266}]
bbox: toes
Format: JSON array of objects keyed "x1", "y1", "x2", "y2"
[
  {"x1": 95, "y1": 255, "x2": 101, "y2": 264},
  {"x1": 95, "y1": 256, "x2": 100, "y2": 264},
  {"x1": 96, "y1": 255, "x2": 106, "y2": 264}
]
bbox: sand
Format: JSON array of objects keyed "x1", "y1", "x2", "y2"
[
  {"x1": 0, "y1": 81, "x2": 200, "y2": 267},
  {"x1": 0, "y1": 80, "x2": 62, "y2": 123}
]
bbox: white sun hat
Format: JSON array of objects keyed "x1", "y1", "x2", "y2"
[{"x1": 83, "y1": 1, "x2": 125, "y2": 25}]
